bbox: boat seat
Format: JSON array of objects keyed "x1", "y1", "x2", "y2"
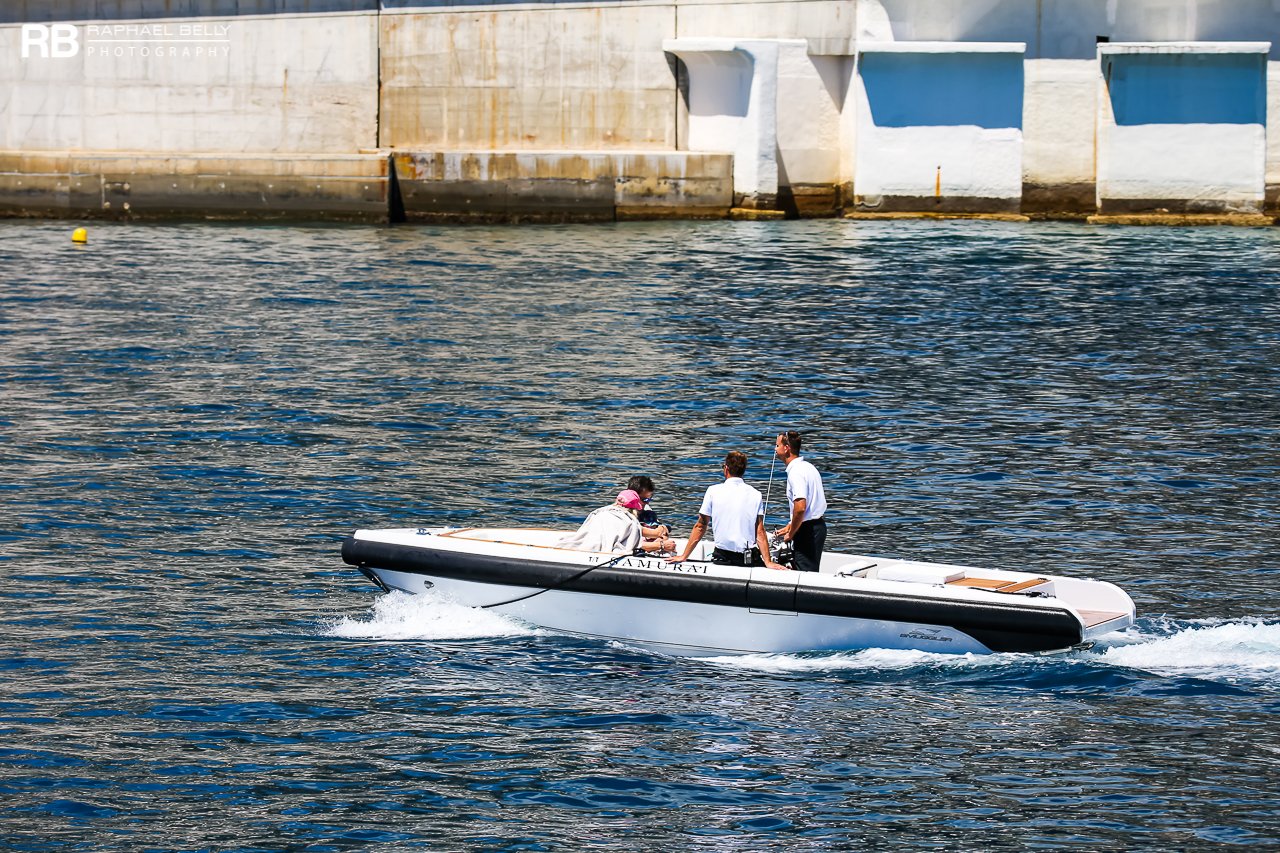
[{"x1": 834, "y1": 562, "x2": 878, "y2": 578}]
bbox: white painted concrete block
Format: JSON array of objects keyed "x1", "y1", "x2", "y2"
[
  {"x1": 665, "y1": 38, "x2": 787, "y2": 202},
  {"x1": 1269, "y1": 60, "x2": 1280, "y2": 187},
  {"x1": 666, "y1": 37, "x2": 844, "y2": 204},
  {"x1": 853, "y1": 42, "x2": 1026, "y2": 209},
  {"x1": 1023, "y1": 59, "x2": 1097, "y2": 187},
  {"x1": 777, "y1": 46, "x2": 844, "y2": 186},
  {"x1": 1097, "y1": 42, "x2": 1270, "y2": 212}
]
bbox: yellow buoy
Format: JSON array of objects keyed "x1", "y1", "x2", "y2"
[{"x1": 71, "y1": 227, "x2": 88, "y2": 244}]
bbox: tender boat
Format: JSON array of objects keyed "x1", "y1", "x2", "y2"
[{"x1": 341, "y1": 527, "x2": 1136, "y2": 656}]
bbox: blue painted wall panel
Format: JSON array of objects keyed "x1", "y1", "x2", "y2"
[
  {"x1": 1105, "y1": 53, "x2": 1266, "y2": 125},
  {"x1": 859, "y1": 52, "x2": 1025, "y2": 129}
]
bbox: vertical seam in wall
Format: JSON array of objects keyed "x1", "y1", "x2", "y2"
[
  {"x1": 848, "y1": 0, "x2": 858, "y2": 207},
  {"x1": 674, "y1": 0, "x2": 680, "y2": 151},
  {"x1": 376, "y1": 3, "x2": 383, "y2": 150},
  {"x1": 1035, "y1": 0, "x2": 1042, "y2": 60}
]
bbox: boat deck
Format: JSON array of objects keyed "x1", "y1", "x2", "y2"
[
  {"x1": 1077, "y1": 609, "x2": 1129, "y2": 628},
  {"x1": 390, "y1": 530, "x2": 1135, "y2": 632},
  {"x1": 948, "y1": 577, "x2": 1128, "y2": 628}
]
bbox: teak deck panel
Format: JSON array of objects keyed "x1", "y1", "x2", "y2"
[
  {"x1": 999, "y1": 578, "x2": 1050, "y2": 594},
  {"x1": 949, "y1": 578, "x2": 1011, "y2": 589},
  {"x1": 949, "y1": 577, "x2": 1049, "y2": 593}
]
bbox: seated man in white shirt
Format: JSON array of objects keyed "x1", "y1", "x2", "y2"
[{"x1": 667, "y1": 451, "x2": 785, "y2": 570}]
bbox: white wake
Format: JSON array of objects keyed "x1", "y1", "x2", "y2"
[
  {"x1": 324, "y1": 597, "x2": 1279, "y2": 688},
  {"x1": 1091, "y1": 619, "x2": 1280, "y2": 682},
  {"x1": 701, "y1": 647, "x2": 1005, "y2": 673},
  {"x1": 704, "y1": 619, "x2": 1280, "y2": 686},
  {"x1": 323, "y1": 591, "x2": 541, "y2": 642}
]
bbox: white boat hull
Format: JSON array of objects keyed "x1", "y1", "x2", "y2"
[
  {"x1": 370, "y1": 567, "x2": 994, "y2": 655},
  {"x1": 344, "y1": 527, "x2": 1136, "y2": 657}
]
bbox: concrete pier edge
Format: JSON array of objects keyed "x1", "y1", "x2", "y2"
[
  {"x1": 5, "y1": 149, "x2": 1275, "y2": 225},
  {"x1": 1086, "y1": 213, "x2": 1278, "y2": 226},
  {"x1": 2, "y1": 156, "x2": 1278, "y2": 226}
]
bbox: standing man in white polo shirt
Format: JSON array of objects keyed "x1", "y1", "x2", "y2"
[
  {"x1": 668, "y1": 451, "x2": 785, "y2": 569},
  {"x1": 774, "y1": 431, "x2": 827, "y2": 572}
]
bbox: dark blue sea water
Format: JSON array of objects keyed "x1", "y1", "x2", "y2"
[{"x1": 2, "y1": 219, "x2": 1278, "y2": 850}]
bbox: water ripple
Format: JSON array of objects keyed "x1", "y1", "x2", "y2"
[{"x1": 1, "y1": 219, "x2": 1278, "y2": 849}]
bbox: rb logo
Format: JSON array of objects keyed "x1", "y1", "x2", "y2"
[{"x1": 21, "y1": 24, "x2": 80, "y2": 58}]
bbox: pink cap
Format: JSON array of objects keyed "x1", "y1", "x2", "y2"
[{"x1": 616, "y1": 489, "x2": 644, "y2": 511}]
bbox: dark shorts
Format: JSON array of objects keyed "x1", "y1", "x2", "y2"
[
  {"x1": 712, "y1": 547, "x2": 760, "y2": 567},
  {"x1": 791, "y1": 518, "x2": 827, "y2": 572}
]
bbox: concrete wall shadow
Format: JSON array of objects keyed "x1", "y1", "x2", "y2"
[
  {"x1": 1104, "y1": 53, "x2": 1267, "y2": 126},
  {"x1": 859, "y1": 52, "x2": 1024, "y2": 129},
  {"x1": 872, "y1": 0, "x2": 1280, "y2": 61}
]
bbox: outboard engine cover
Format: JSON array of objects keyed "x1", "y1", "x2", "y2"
[{"x1": 770, "y1": 533, "x2": 794, "y2": 567}]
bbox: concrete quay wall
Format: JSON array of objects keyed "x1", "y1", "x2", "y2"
[
  {"x1": 0, "y1": 151, "x2": 389, "y2": 221},
  {"x1": 0, "y1": 149, "x2": 731, "y2": 222},
  {"x1": 2, "y1": 1, "x2": 1280, "y2": 222},
  {"x1": 391, "y1": 151, "x2": 732, "y2": 222}
]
